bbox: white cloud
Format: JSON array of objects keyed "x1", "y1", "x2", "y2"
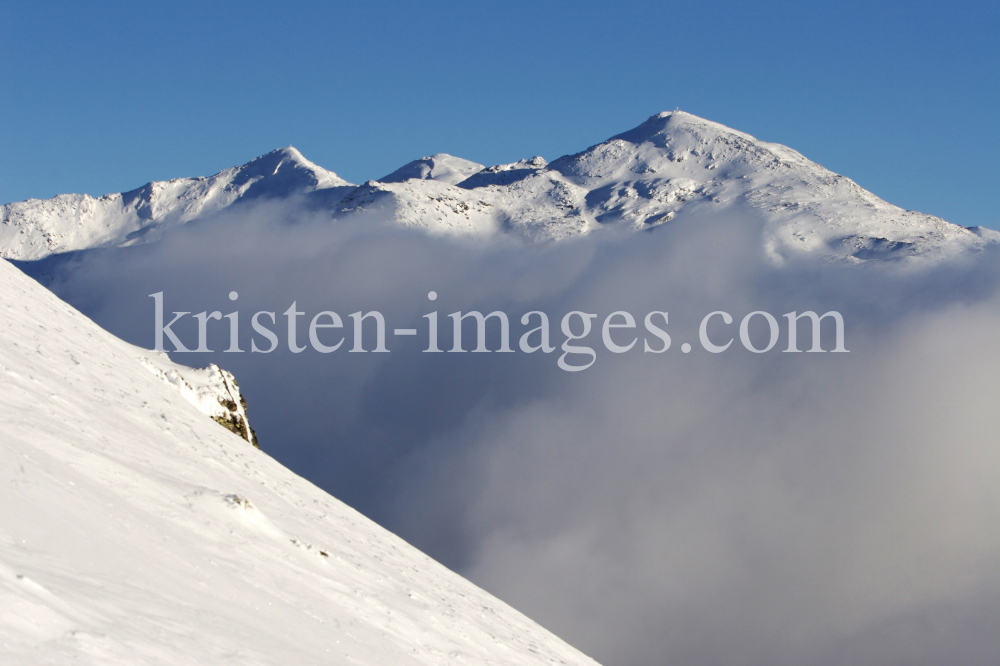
[{"x1": 31, "y1": 201, "x2": 1000, "y2": 665}]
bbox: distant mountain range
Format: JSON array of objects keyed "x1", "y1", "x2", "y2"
[{"x1": 3, "y1": 111, "x2": 997, "y2": 263}]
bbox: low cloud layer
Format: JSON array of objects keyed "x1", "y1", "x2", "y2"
[{"x1": 27, "y1": 201, "x2": 1000, "y2": 665}]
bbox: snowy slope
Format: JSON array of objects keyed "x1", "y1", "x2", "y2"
[
  {"x1": 2, "y1": 111, "x2": 991, "y2": 263},
  {"x1": 347, "y1": 112, "x2": 987, "y2": 259},
  {"x1": 0, "y1": 148, "x2": 355, "y2": 260},
  {"x1": 379, "y1": 154, "x2": 485, "y2": 186},
  {"x1": 0, "y1": 258, "x2": 599, "y2": 666},
  {"x1": 546, "y1": 112, "x2": 986, "y2": 261},
  {"x1": 137, "y1": 351, "x2": 257, "y2": 447}
]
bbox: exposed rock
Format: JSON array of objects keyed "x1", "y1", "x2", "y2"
[{"x1": 138, "y1": 352, "x2": 257, "y2": 448}]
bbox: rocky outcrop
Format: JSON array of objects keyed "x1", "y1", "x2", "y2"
[{"x1": 138, "y1": 352, "x2": 257, "y2": 448}]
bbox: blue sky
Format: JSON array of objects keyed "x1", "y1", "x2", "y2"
[{"x1": 2, "y1": 0, "x2": 997, "y2": 228}]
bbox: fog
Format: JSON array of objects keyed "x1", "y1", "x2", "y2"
[{"x1": 25, "y1": 201, "x2": 1000, "y2": 665}]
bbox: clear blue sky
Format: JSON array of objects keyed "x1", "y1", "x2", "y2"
[{"x1": 2, "y1": 0, "x2": 997, "y2": 228}]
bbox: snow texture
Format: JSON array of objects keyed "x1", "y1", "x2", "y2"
[
  {"x1": 2, "y1": 112, "x2": 991, "y2": 263},
  {"x1": 137, "y1": 352, "x2": 256, "y2": 447},
  {"x1": 0, "y1": 147, "x2": 353, "y2": 260},
  {"x1": 0, "y1": 258, "x2": 599, "y2": 665},
  {"x1": 379, "y1": 154, "x2": 486, "y2": 186}
]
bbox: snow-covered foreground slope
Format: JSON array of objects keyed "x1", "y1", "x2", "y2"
[
  {"x1": 2, "y1": 112, "x2": 991, "y2": 263},
  {"x1": 0, "y1": 258, "x2": 599, "y2": 666},
  {"x1": 136, "y1": 351, "x2": 257, "y2": 447}
]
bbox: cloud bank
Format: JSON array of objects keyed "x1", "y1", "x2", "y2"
[{"x1": 27, "y1": 201, "x2": 1000, "y2": 665}]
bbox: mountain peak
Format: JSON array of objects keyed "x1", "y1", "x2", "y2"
[
  {"x1": 379, "y1": 153, "x2": 484, "y2": 186},
  {"x1": 1, "y1": 112, "x2": 991, "y2": 264},
  {"x1": 609, "y1": 110, "x2": 753, "y2": 147},
  {"x1": 234, "y1": 146, "x2": 350, "y2": 193},
  {"x1": 0, "y1": 146, "x2": 357, "y2": 260}
]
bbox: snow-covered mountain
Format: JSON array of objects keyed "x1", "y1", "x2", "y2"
[
  {"x1": 0, "y1": 147, "x2": 354, "y2": 260},
  {"x1": 1, "y1": 111, "x2": 992, "y2": 263},
  {"x1": 0, "y1": 257, "x2": 599, "y2": 665},
  {"x1": 379, "y1": 153, "x2": 485, "y2": 186}
]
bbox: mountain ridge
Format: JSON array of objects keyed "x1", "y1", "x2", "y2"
[{"x1": 1, "y1": 111, "x2": 991, "y2": 263}]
